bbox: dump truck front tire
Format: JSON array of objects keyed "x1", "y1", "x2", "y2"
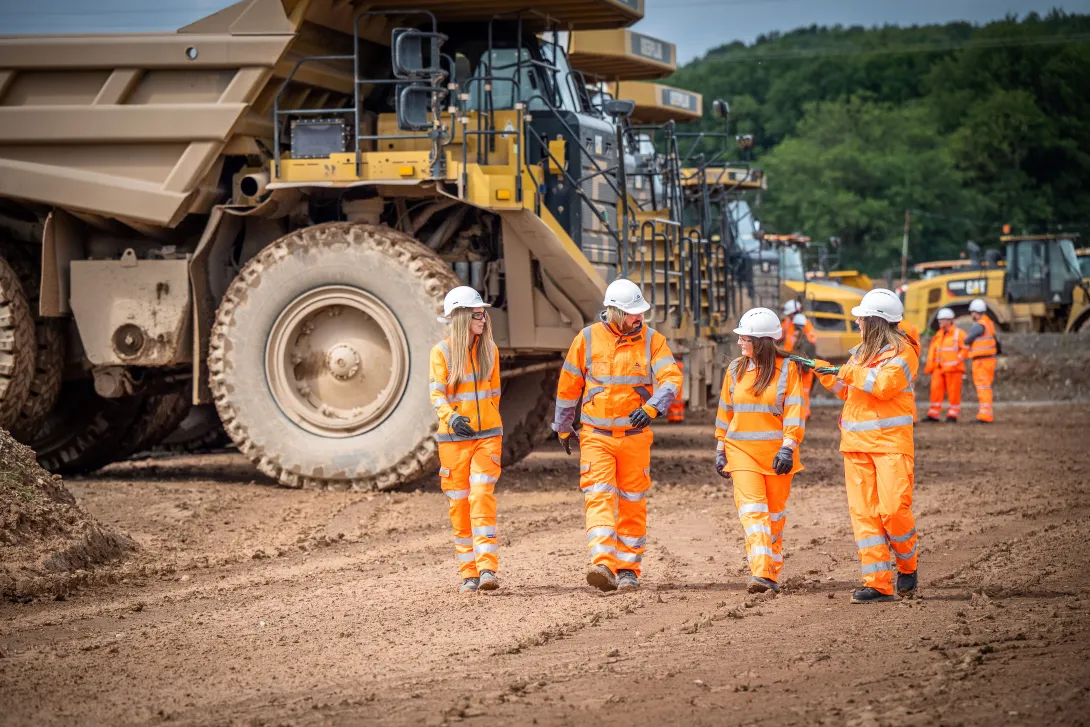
[{"x1": 208, "y1": 223, "x2": 459, "y2": 490}]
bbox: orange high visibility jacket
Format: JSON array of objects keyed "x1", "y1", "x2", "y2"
[
  {"x1": 552, "y1": 320, "x2": 683, "y2": 436},
  {"x1": 429, "y1": 338, "x2": 502, "y2": 442},
  {"x1": 966, "y1": 315, "x2": 998, "y2": 358},
  {"x1": 817, "y1": 341, "x2": 919, "y2": 456},
  {"x1": 781, "y1": 317, "x2": 817, "y2": 353},
  {"x1": 924, "y1": 326, "x2": 967, "y2": 375},
  {"x1": 898, "y1": 320, "x2": 921, "y2": 356},
  {"x1": 714, "y1": 356, "x2": 805, "y2": 475}
]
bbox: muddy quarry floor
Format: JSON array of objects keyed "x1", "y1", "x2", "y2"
[{"x1": 2, "y1": 404, "x2": 1089, "y2": 726}]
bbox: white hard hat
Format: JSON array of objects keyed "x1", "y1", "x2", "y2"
[
  {"x1": 439, "y1": 285, "x2": 490, "y2": 323},
  {"x1": 603, "y1": 278, "x2": 651, "y2": 314},
  {"x1": 936, "y1": 307, "x2": 955, "y2": 320},
  {"x1": 792, "y1": 313, "x2": 807, "y2": 326},
  {"x1": 969, "y1": 299, "x2": 987, "y2": 313},
  {"x1": 783, "y1": 300, "x2": 801, "y2": 316},
  {"x1": 851, "y1": 288, "x2": 903, "y2": 323},
  {"x1": 734, "y1": 307, "x2": 783, "y2": 339}
]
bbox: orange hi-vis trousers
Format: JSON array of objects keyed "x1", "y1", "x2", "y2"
[
  {"x1": 439, "y1": 437, "x2": 501, "y2": 578},
  {"x1": 927, "y1": 371, "x2": 962, "y2": 420},
  {"x1": 971, "y1": 356, "x2": 996, "y2": 422},
  {"x1": 844, "y1": 452, "x2": 918, "y2": 595},
  {"x1": 732, "y1": 470, "x2": 792, "y2": 581},
  {"x1": 580, "y1": 428, "x2": 652, "y2": 577}
]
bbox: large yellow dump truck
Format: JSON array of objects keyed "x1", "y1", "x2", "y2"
[{"x1": 0, "y1": 0, "x2": 654, "y2": 487}]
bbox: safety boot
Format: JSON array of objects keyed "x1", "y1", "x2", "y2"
[
  {"x1": 921, "y1": 416, "x2": 941, "y2": 424},
  {"x1": 478, "y1": 570, "x2": 499, "y2": 591},
  {"x1": 617, "y1": 570, "x2": 640, "y2": 591},
  {"x1": 850, "y1": 587, "x2": 896, "y2": 604},
  {"x1": 945, "y1": 415, "x2": 958, "y2": 423},
  {"x1": 747, "y1": 576, "x2": 779, "y2": 594},
  {"x1": 459, "y1": 577, "x2": 480, "y2": 594},
  {"x1": 897, "y1": 570, "x2": 918, "y2": 597},
  {"x1": 586, "y1": 564, "x2": 618, "y2": 592}
]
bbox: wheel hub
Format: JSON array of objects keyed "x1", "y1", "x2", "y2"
[{"x1": 266, "y1": 286, "x2": 409, "y2": 438}]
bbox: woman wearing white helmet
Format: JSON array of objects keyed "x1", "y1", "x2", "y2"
[
  {"x1": 713, "y1": 307, "x2": 806, "y2": 594},
  {"x1": 429, "y1": 286, "x2": 503, "y2": 594},
  {"x1": 923, "y1": 307, "x2": 968, "y2": 423},
  {"x1": 793, "y1": 288, "x2": 920, "y2": 604}
]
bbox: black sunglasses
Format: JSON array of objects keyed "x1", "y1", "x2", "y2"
[{"x1": 470, "y1": 312, "x2": 487, "y2": 321}]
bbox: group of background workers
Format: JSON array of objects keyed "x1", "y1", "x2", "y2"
[
  {"x1": 428, "y1": 279, "x2": 997, "y2": 603},
  {"x1": 924, "y1": 300, "x2": 1000, "y2": 424}
]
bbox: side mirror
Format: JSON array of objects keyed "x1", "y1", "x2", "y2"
[
  {"x1": 397, "y1": 83, "x2": 433, "y2": 131},
  {"x1": 602, "y1": 99, "x2": 635, "y2": 118},
  {"x1": 712, "y1": 99, "x2": 729, "y2": 121},
  {"x1": 392, "y1": 28, "x2": 440, "y2": 78}
]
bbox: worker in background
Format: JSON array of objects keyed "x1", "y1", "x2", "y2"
[
  {"x1": 780, "y1": 300, "x2": 817, "y2": 419},
  {"x1": 923, "y1": 308, "x2": 967, "y2": 423},
  {"x1": 898, "y1": 319, "x2": 922, "y2": 421},
  {"x1": 552, "y1": 279, "x2": 683, "y2": 592},
  {"x1": 965, "y1": 299, "x2": 998, "y2": 423},
  {"x1": 795, "y1": 289, "x2": 919, "y2": 604},
  {"x1": 667, "y1": 357, "x2": 686, "y2": 422},
  {"x1": 714, "y1": 308, "x2": 806, "y2": 594},
  {"x1": 429, "y1": 287, "x2": 503, "y2": 594}
]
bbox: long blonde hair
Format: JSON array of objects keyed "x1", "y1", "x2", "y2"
[
  {"x1": 447, "y1": 308, "x2": 495, "y2": 387},
  {"x1": 855, "y1": 317, "x2": 910, "y2": 365},
  {"x1": 605, "y1": 305, "x2": 628, "y2": 332}
]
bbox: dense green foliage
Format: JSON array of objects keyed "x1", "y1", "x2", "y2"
[{"x1": 667, "y1": 11, "x2": 1090, "y2": 274}]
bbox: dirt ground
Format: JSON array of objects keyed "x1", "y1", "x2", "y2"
[{"x1": 2, "y1": 402, "x2": 1089, "y2": 726}]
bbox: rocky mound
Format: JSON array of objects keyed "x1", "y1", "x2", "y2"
[{"x1": 1, "y1": 427, "x2": 134, "y2": 602}]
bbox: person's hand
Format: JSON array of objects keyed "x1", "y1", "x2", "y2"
[
  {"x1": 772, "y1": 446, "x2": 794, "y2": 475},
  {"x1": 628, "y1": 405, "x2": 656, "y2": 429},
  {"x1": 815, "y1": 365, "x2": 841, "y2": 375},
  {"x1": 559, "y1": 432, "x2": 574, "y2": 456},
  {"x1": 450, "y1": 415, "x2": 475, "y2": 438},
  {"x1": 715, "y1": 449, "x2": 729, "y2": 478},
  {"x1": 789, "y1": 354, "x2": 816, "y2": 370}
]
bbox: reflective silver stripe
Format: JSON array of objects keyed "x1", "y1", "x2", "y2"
[
  {"x1": 616, "y1": 551, "x2": 642, "y2": 563},
  {"x1": 745, "y1": 523, "x2": 772, "y2": 536},
  {"x1": 726, "y1": 430, "x2": 782, "y2": 441},
  {"x1": 856, "y1": 535, "x2": 887, "y2": 549},
  {"x1": 617, "y1": 489, "x2": 646, "y2": 502},
  {"x1": 555, "y1": 396, "x2": 580, "y2": 407},
  {"x1": 889, "y1": 356, "x2": 913, "y2": 383},
  {"x1": 581, "y1": 413, "x2": 633, "y2": 428},
  {"x1": 618, "y1": 534, "x2": 646, "y2": 549},
  {"x1": 469, "y1": 473, "x2": 498, "y2": 485},
  {"x1": 589, "y1": 544, "x2": 616, "y2": 557},
  {"x1": 644, "y1": 328, "x2": 655, "y2": 385},
  {"x1": 862, "y1": 367, "x2": 880, "y2": 394},
  {"x1": 454, "y1": 537, "x2": 473, "y2": 546},
  {"x1": 775, "y1": 362, "x2": 790, "y2": 410},
  {"x1": 771, "y1": 533, "x2": 781, "y2": 544},
  {"x1": 432, "y1": 396, "x2": 450, "y2": 407},
  {"x1": 861, "y1": 562, "x2": 893, "y2": 575},
  {"x1": 596, "y1": 375, "x2": 652, "y2": 385},
  {"x1": 438, "y1": 340, "x2": 450, "y2": 361},
  {"x1": 892, "y1": 542, "x2": 918, "y2": 560},
  {"x1": 782, "y1": 417, "x2": 805, "y2": 428},
  {"x1": 436, "y1": 426, "x2": 504, "y2": 442},
  {"x1": 733, "y1": 403, "x2": 780, "y2": 414},
  {"x1": 471, "y1": 526, "x2": 496, "y2": 537},
  {"x1": 587, "y1": 526, "x2": 617, "y2": 540},
  {"x1": 771, "y1": 553, "x2": 783, "y2": 563},
  {"x1": 715, "y1": 417, "x2": 730, "y2": 430},
  {"x1": 718, "y1": 397, "x2": 732, "y2": 412},
  {"x1": 562, "y1": 360, "x2": 582, "y2": 377},
  {"x1": 651, "y1": 357, "x2": 674, "y2": 374},
  {"x1": 769, "y1": 510, "x2": 786, "y2": 522},
  {"x1": 840, "y1": 415, "x2": 914, "y2": 432},
  {"x1": 738, "y1": 503, "x2": 769, "y2": 515},
  {"x1": 429, "y1": 381, "x2": 447, "y2": 392},
  {"x1": 474, "y1": 543, "x2": 499, "y2": 554},
  {"x1": 444, "y1": 488, "x2": 470, "y2": 500},
  {"x1": 716, "y1": 441, "x2": 725, "y2": 451},
  {"x1": 583, "y1": 482, "x2": 617, "y2": 496},
  {"x1": 457, "y1": 551, "x2": 476, "y2": 562},
  {"x1": 449, "y1": 389, "x2": 501, "y2": 403},
  {"x1": 888, "y1": 528, "x2": 916, "y2": 543},
  {"x1": 749, "y1": 546, "x2": 774, "y2": 557},
  {"x1": 783, "y1": 396, "x2": 805, "y2": 406},
  {"x1": 582, "y1": 386, "x2": 605, "y2": 405},
  {"x1": 782, "y1": 437, "x2": 796, "y2": 450},
  {"x1": 583, "y1": 325, "x2": 593, "y2": 372},
  {"x1": 831, "y1": 381, "x2": 846, "y2": 394}
]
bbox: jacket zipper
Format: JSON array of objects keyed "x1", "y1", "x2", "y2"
[{"x1": 471, "y1": 353, "x2": 482, "y2": 433}]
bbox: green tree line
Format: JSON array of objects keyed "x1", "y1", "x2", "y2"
[{"x1": 666, "y1": 10, "x2": 1090, "y2": 275}]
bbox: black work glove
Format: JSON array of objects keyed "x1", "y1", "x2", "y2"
[
  {"x1": 789, "y1": 354, "x2": 816, "y2": 370},
  {"x1": 815, "y1": 365, "x2": 841, "y2": 375},
  {"x1": 559, "y1": 433, "x2": 574, "y2": 456},
  {"x1": 772, "y1": 446, "x2": 794, "y2": 475},
  {"x1": 628, "y1": 406, "x2": 653, "y2": 430},
  {"x1": 715, "y1": 449, "x2": 729, "y2": 479},
  {"x1": 449, "y1": 415, "x2": 476, "y2": 438}
]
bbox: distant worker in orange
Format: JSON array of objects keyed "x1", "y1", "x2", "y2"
[
  {"x1": 553, "y1": 279, "x2": 683, "y2": 592},
  {"x1": 780, "y1": 300, "x2": 817, "y2": 419},
  {"x1": 898, "y1": 318, "x2": 922, "y2": 421},
  {"x1": 714, "y1": 307, "x2": 806, "y2": 594},
  {"x1": 923, "y1": 307, "x2": 967, "y2": 423},
  {"x1": 965, "y1": 299, "x2": 998, "y2": 423},
  {"x1": 429, "y1": 287, "x2": 503, "y2": 594},
  {"x1": 796, "y1": 289, "x2": 919, "y2": 604}
]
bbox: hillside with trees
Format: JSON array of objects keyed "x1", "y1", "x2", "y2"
[{"x1": 666, "y1": 10, "x2": 1090, "y2": 274}]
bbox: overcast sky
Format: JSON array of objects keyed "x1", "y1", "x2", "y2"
[{"x1": 1, "y1": 0, "x2": 1087, "y2": 64}]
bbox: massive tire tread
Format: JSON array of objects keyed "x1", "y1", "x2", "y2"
[
  {"x1": 119, "y1": 392, "x2": 193, "y2": 457},
  {"x1": 500, "y1": 367, "x2": 561, "y2": 467},
  {"x1": 155, "y1": 404, "x2": 232, "y2": 454},
  {"x1": 2, "y1": 243, "x2": 65, "y2": 440},
  {"x1": 208, "y1": 223, "x2": 460, "y2": 490},
  {"x1": 31, "y1": 380, "x2": 143, "y2": 475},
  {"x1": 0, "y1": 254, "x2": 36, "y2": 430}
]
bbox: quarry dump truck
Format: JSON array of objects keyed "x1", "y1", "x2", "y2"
[{"x1": 0, "y1": 0, "x2": 696, "y2": 489}]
